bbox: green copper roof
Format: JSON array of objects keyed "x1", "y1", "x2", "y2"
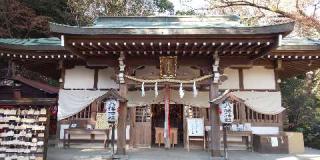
[
  {"x1": 0, "y1": 37, "x2": 61, "y2": 46},
  {"x1": 90, "y1": 16, "x2": 244, "y2": 28},
  {"x1": 1, "y1": 37, "x2": 319, "y2": 47},
  {"x1": 50, "y1": 16, "x2": 295, "y2": 35},
  {"x1": 282, "y1": 38, "x2": 320, "y2": 46}
]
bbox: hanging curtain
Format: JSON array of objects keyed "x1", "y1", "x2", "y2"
[{"x1": 58, "y1": 89, "x2": 106, "y2": 120}]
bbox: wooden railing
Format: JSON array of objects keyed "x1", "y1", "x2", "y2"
[
  {"x1": 67, "y1": 104, "x2": 93, "y2": 120},
  {"x1": 15, "y1": 66, "x2": 59, "y2": 87},
  {"x1": 66, "y1": 101, "x2": 106, "y2": 121},
  {"x1": 0, "y1": 66, "x2": 59, "y2": 87},
  {"x1": 232, "y1": 100, "x2": 281, "y2": 126}
]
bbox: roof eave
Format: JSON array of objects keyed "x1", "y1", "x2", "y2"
[
  {"x1": 49, "y1": 22, "x2": 295, "y2": 36},
  {"x1": 0, "y1": 43, "x2": 65, "y2": 51}
]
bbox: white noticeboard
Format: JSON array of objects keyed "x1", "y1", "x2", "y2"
[
  {"x1": 104, "y1": 99, "x2": 119, "y2": 123},
  {"x1": 187, "y1": 118, "x2": 204, "y2": 136},
  {"x1": 219, "y1": 101, "x2": 234, "y2": 124}
]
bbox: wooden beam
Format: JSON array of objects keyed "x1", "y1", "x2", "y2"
[
  {"x1": 249, "y1": 45, "x2": 275, "y2": 61},
  {"x1": 0, "y1": 98, "x2": 57, "y2": 105},
  {"x1": 64, "y1": 45, "x2": 86, "y2": 60},
  {"x1": 86, "y1": 57, "x2": 117, "y2": 67}
]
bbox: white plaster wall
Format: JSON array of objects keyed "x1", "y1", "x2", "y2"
[
  {"x1": 243, "y1": 66, "x2": 275, "y2": 90},
  {"x1": 64, "y1": 66, "x2": 95, "y2": 89},
  {"x1": 220, "y1": 68, "x2": 240, "y2": 89},
  {"x1": 135, "y1": 66, "x2": 159, "y2": 79},
  {"x1": 176, "y1": 66, "x2": 200, "y2": 79},
  {"x1": 135, "y1": 66, "x2": 200, "y2": 79},
  {"x1": 97, "y1": 68, "x2": 118, "y2": 89}
]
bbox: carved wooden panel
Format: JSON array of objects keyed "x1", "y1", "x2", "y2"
[{"x1": 160, "y1": 56, "x2": 177, "y2": 79}]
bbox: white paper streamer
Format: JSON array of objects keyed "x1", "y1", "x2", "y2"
[
  {"x1": 141, "y1": 82, "x2": 145, "y2": 97},
  {"x1": 193, "y1": 81, "x2": 198, "y2": 97},
  {"x1": 154, "y1": 82, "x2": 158, "y2": 97},
  {"x1": 179, "y1": 83, "x2": 185, "y2": 98}
]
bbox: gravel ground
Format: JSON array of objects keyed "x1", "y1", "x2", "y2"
[{"x1": 47, "y1": 143, "x2": 320, "y2": 160}]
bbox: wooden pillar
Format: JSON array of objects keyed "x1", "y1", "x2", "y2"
[
  {"x1": 239, "y1": 103, "x2": 246, "y2": 123},
  {"x1": 58, "y1": 60, "x2": 65, "y2": 88},
  {"x1": 57, "y1": 60, "x2": 64, "y2": 142},
  {"x1": 275, "y1": 60, "x2": 283, "y2": 129},
  {"x1": 278, "y1": 111, "x2": 284, "y2": 131},
  {"x1": 117, "y1": 84, "x2": 127, "y2": 155},
  {"x1": 90, "y1": 101, "x2": 98, "y2": 121},
  {"x1": 274, "y1": 69, "x2": 281, "y2": 91},
  {"x1": 183, "y1": 106, "x2": 188, "y2": 149},
  {"x1": 238, "y1": 68, "x2": 244, "y2": 90},
  {"x1": 9, "y1": 60, "x2": 16, "y2": 77},
  {"x1": 209, "y1": 82, "x2": 221, "y2": 157},
  {"x1": 93, "y1": 69, "x2": 99, "y2": 89}
]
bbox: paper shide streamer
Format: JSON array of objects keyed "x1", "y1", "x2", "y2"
[
  {"x1": 193, "y1": 81, "x2": 198, "y2": 97},
  {"x1": 179, "y1": 83, "x2": 185, "y2": 98},
  {"x1": 155, "y1": 82, "x2": 158, "y2": 97},
  {"x1": 141, "y1": 82, "x2": 145, "y2": 97}
]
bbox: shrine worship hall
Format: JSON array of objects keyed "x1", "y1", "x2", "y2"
[{"x1": 1, "y1": 16, "x2": 320, "y2": 160}]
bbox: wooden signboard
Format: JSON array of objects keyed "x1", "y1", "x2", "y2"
[
  {"x1": 186, "y1": 118, "x2": 205, "y2": 151},
  {"x1": 187, "y1": 118, "x2": 204, "y2": 136}
]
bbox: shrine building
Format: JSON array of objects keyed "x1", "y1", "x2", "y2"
[{"x1": 1, "y1": 16, "x2": 320, "y2": 158}]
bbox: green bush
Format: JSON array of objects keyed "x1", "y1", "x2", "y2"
[{"x1": 281, "y1": 76, "x2": 320, "y2": 149}]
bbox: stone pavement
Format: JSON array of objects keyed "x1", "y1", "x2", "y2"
[
  {"x1": 47, "y1": 143, "x2": 320, "y2": 160},
  {"x1": 127, "y1": 147, "x2": 320, "y2": 160}
]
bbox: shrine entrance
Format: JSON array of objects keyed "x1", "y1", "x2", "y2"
[{"x1": 151, "y1": 104, "x2": 184, "y2": 147}]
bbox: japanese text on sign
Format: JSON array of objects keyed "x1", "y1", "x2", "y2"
[
  {"x1": 219, "y1": 101, "x2": 234, "y2": 124},
  {"x1": 104, "y1": 99, "x2": 119, "y2": 123}
]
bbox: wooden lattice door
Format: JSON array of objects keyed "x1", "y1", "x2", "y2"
[{"x1": 134, "y1": 106, "x2": 151, "y2": 147}]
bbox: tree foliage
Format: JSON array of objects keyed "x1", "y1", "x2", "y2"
[
  {"x1": 67, "y1": 0, "x2": 174, "y2": 25},
  {"x1": 207, "y1": 0, "x2": 320, "y2": 38},
  {"x1": 176, "y1": 10, "x2": 197, "y2": 15},
  {"x1": 0, "y1": 0, "x2": 174, "y2": 37},
  {"x1": 0, "y1": 0, "x2": 49, "y2": 38},
  {"x1": 281, "y1": 73, "x2": 320, "y2": 149},
  {"x1": 20, "y1": 0, "x2": 77, "y2": 25}
]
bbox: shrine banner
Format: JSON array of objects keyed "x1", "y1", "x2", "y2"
[
  {"x1": 219, "y1": 101, "x2": 234, "y2": 124},
  {"x1": 164, "y1": 86, "x2": 171, "y2": 148}
]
